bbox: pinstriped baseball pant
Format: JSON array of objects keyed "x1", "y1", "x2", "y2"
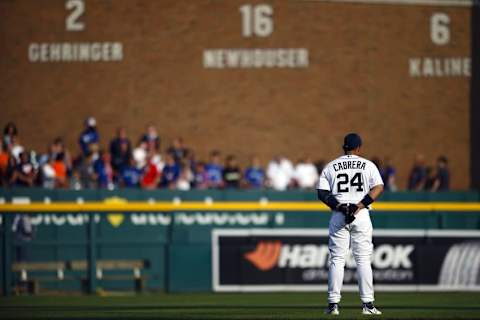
[{"x1": 327, "y1": 209, "x2": 374, "y2": 304}]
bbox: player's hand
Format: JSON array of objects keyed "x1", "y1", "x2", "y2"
[
  {"x1": 356, "y1": 202, "x2": 366, "y2": 211},
  {"x1": 348, "y1": 203, "x2": 359, "y2": 215},
  {"x1": 345, "y1": 204, "x2": 356, "y2": 224},
  {"x1": 336, "y1": 203, "x2": 349, "y2": 215},
  {"x1": 337, "y1": 203, "x2": 356, "y2": 224}
]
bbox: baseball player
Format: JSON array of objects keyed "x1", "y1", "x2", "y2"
[{"x1": 317, "y1": 133, "x2": 383, "y2": 315}]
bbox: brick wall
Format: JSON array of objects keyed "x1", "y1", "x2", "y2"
[{"x1": 0, "y1": 0, "x2": 471, "y2": 189}]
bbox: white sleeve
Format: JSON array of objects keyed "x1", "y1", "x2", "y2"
[
  {"x1": 317, "y1": 167, "x2": 331, "y2": 190},
  {"x1": 369, "y1": 162, "x2": 384, "y2": 188}
]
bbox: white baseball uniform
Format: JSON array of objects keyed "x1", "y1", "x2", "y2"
[{"x1": 317, "y1": 154, "x2": 384, "y2": 304}]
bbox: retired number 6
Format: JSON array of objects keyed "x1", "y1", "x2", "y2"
[{"x1": 431, "y1": 13, "x2": 450, "y2": 45}]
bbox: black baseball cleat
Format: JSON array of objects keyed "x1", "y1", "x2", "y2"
[
  {"x1": 324, "y1": 303, "x2": 340, "y2": 315},
  {"x1": 362, "y1": 302, "x2": 382, "y2": 315}
]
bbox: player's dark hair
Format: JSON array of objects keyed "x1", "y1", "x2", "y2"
[{"x1": 342, "y1": 133, "x2": 362, "y2": 152}]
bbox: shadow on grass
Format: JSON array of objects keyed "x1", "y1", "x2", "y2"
[{"x1": 1, "y1": 305, "x2": 480, "y2": 311}]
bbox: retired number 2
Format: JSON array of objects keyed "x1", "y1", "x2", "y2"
[
  {"x1": 337, "y1": 172, "x2": 364, "y2": 192},
  {"x1": 66, "y1": 0, "x2": 85, "y2": 31}
]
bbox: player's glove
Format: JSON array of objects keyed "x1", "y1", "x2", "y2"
[
  {"x1": 346, "y1": 203, "x2": 358, "y2": 224},
  {"x1": 337, "y1": 203, "x2": 358, "y2": 224},
  {"x1": 348, "y1": 203, "x2": 359, "y2": 215},
  {"x1": 336, "y1": 203, "x2": 349, "y2": 215}
]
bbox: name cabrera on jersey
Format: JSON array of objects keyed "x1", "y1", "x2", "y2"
[{"x1": 317, "y1": 155, "x2": 383, "y2": 204}]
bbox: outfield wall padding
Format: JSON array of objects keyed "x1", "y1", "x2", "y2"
[{"x1": 1, "y1": 189, "x2": 480, "y2": 294}]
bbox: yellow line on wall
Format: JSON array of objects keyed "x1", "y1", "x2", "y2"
[{"x1": 1, "y1": 202, "x2": 480, "y2": 212}]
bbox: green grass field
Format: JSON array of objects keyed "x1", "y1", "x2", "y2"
[{"x1": 1, "y1": 292, "x2": 480, "y2": 319}]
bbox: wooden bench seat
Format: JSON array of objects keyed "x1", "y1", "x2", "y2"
[{"x1": 12, "y1": 259, "x2": 148, "y2": 294}]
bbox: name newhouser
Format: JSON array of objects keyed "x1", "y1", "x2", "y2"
[{"x1": 203, "y1": 48, "x2": 309, "y2": 69}]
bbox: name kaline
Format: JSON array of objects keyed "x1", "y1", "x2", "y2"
[{"x1": 409, "y1": 57, "x2": 470, "y2": 77}]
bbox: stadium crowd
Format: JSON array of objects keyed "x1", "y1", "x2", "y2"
[{"x1": 0, "y1": 120, "x2": 450, "y2": 191}]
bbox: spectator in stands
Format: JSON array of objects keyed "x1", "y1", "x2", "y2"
[
  {"x1": 94, "y1": 151, "x2": 114, "y2": 189},
  {"x1": 110, "y1": 127, "x2": 132, "y2": 172},
  {"x1": 48, "y1": 137, "x2": 73, "y2": 179},
  {"x1": 147, "y1": 141, "x2": 164, "y2": 173},
  {"x1": 0, "y1": 142, "x2": 10, "y2": 186},
  {"x1": 38, "y1": 143, "x2": 54, "y2": 170},
  {"x1": 10, "y1": 151, "x2": 36, "y2": 187},
  {"x1": 74, "y1": 151, "x2": 96, "y2": 189},
  {"x1": 4, "y1": 154, "x2": 17, "y2": 185},
  {"x1": 205, "y1": 150, "x2": 224, "y2": 188},
  {"x1": 70, "y1": 168, "x2": 83, "y2": 190},
  {"x1": 3, "y1": 122, "x2": 18, "y2": 149},
  {"x1": 133, "y1": 140, "x2": 148, "y2": 169},
  {"x1": 10, "y1": 135, "x2": 24, "y2": 162},
  {"x1": 266, "y1": 155, "x2": 294, "y2": 191},
  {"x1": 432, "y1": 156, "x2": 450, "y2": 191},
  {"x1": 193, "y1": 161, "x2": 209, "y2": 189},
  {"x1": 185, "y1": 150, "x2": 197, "y2": 177},
  {"x1": 372, "y1": 157, "x2": 397, "y2": 191},
  {"x1": 244, "y1": 156, "x2": 265, "y2": 189},
  {"x1": 382, "y1": 157, "x2": 397, "y2": 191},
  {"x1": 121, "y1": 157, "x2": 143, "y2": 188},
  {"x1": 294, "y1": 157, "x2": 319, "y2": 189},
  {"x1": 3, "y1": 122, "x2": 457, "y2": 193},
  {"x1": 79, "y1": 117, "x2": 99, "y2": 155},
  {"x1": 161, "y1": 153, "x2": 180, "y2": 188},
  {"x1": 407, "y1": 154, "x2": 427, "y2": 191},
  {"x1": 176, "y1": 161, "x2": 194, "y2": 190},
  {"x1": 141, "y1": 124, "x2": 160, "y2": 151},
  {"x1": 53, "y1": 153, "x2": 68, "y2": 188},
  {"x1": 423, "y1": 166, "x2": 436, "y2": 191},
  {"x1": 223, "y1": 155, "x2": 241, "y2": 188},
  {"x1": 167, "y1": 137, "x2": 189, "y2": 164},
  {"x1": 41, "y1": 156, "x2": 56, "y2": 189},
  {"x1": 141, "y1": 153, "x2": 160, "y2": 189},
  {"x1": 89, "y1": 139, "x2": 100, "y2": 162}
]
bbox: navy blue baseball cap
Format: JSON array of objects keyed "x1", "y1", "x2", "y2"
[{"x1": 343, "y1": 133, "x2": 362, "y2": 151}]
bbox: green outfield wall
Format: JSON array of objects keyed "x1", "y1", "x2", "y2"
[
  {"x1": 1, "y1": 189, "x2": 480, "y2": 295},
  {"x1": 1, "y1": 188, "x2": 479, "y2": 203}
]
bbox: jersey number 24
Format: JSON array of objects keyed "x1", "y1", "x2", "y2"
[{"x1": 337, "y1": 172, "x2": 364, "y2": 192}]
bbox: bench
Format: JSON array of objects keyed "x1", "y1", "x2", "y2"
[
  {"x1": 70, "y1": 259, "x2": 149, "y2": 293},
  {"x1": 12, "y1": 262, "x2": 66, "y2": 294},
  {"x1": 12, "y1": 259, "x2": 149, "y2": 294}
]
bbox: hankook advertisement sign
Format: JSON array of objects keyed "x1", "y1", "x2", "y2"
[{"x1": 212, "y1": 229, "x2": 480, "y2": 292}]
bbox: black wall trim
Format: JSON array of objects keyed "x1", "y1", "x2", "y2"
[{"x1": 471, "y1": 1, "x2": 480, "y2": 190}]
